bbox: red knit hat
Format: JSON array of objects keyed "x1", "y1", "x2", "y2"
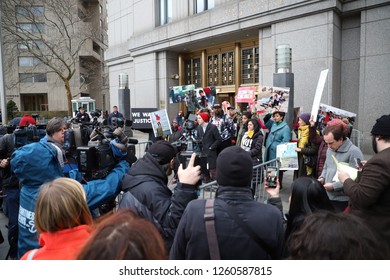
[{"x1": 198, "y1": 112, "x2": 210, "y2": 123}]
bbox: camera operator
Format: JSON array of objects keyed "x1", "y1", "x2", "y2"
[
  {"x1": 119, "y1": 140, "x2": 201, "y2": 251},
  {"x1": 0, "y1": 116, "x2": 36, "y2": 259},
  {"x1": 75, "y1": 107, "x2": 91, "y2": 123},
  {"x1": 11, "y1": 117, "x2": 129, "y2": 258},
  {"x1": 196, "y1": 112, "x2": 221, "y2": 182}
]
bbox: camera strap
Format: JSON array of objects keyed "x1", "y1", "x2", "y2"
[{"x1": 204, "y1": 199, "x2": 221, "y2": 260}]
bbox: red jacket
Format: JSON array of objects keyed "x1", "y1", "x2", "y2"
[
  {"x1": 19, "y1": 115, "x2": 36, "y2": 127},
  {"x1": 21, "y1": 225, "x2": 92, "y2": 260}
]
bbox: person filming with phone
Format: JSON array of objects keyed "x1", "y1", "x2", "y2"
[
  {"x1": 119, "y1": 140, "x2": 201, "y2": 251},
  {"x1": 338, "y1": 114, "x2": 390, "y2": 250},
  {"x1": 170, "y1": 146, "x2": 284, "y2": 260}
]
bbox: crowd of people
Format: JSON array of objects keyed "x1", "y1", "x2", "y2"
[{"x1": 0, "y1": 101, "x2": 389, "y2": 260}]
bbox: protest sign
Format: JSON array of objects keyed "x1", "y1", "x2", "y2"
[
  {"x1": 169, "y1": 84, "x2": 195, "y2": 104},
  {"x1": 276, "y1": 142, "x2": 298, "y2": 170},
  {"x1": 150, "y1": 109, "x2": 172, "y2": 137},
  {"x1": 311, "y1": 69, "x2": 329, "y2": 121}
]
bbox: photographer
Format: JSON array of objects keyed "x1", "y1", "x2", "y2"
[
  {"x1": 119, "y1": 140, "x2": 201, "y2": 251},
  {"x1": 11, "y1": 117, "x2": 129, "y2": 258}
]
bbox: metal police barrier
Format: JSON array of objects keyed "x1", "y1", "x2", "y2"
[
  {"x1": 198, "y1": 158, "x2": 279, "y2": 202},
  {"x1": 133, "y1": 141, "x2": 153, "y2": 159}
]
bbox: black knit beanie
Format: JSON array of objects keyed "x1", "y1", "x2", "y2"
[
  {"x1": 216, "y1": 146, "x2": 253, "y2": 187},
  {"x1": 371, "y1": 114, "x2": 390, "y2": 136},
  {"x1": 148, "y1": 140, "x2": 177, "y2": 165}
]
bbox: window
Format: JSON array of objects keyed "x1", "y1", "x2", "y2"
[
  {"x1": 184, "y1": 58, "x2": 201, "y2": 87},
  {"x1": 18, "y1": 56, "x2": 43, "y2": 67},
  {"x1": 17, "y1": 23, "x2": 44, "y2": 33},
  {"x1": 18, "y1": 40, "x2": 46, "y2": 50},
  {"x1": 16, "y1": 6, "x2": 44, "y2": 17},
  {"x1": 159, "y1": 0, "x2": 172, "y2": 26},
  {"x1": 19, "y1": 73, "x2": 47, "y2": 83},
  {"x1": 221, "y1": 51, "x2": 234, "y2": 85},
  {"x1": 207, "y1": 54, "x2": 219, "y2": 86},
  {"x1": 241, "y1": 47, "x2": 259, "y2": 84},
  {"x1": 196, "y1": 0, "x2": 214, "y2": 13},
  {"x1": 21, "y1": 94, "x2": 48, "y2": 111}
]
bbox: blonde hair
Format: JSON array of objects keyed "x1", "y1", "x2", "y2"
[{"x1": 35, "y1": 178, "x2": 93, "y2": 233}]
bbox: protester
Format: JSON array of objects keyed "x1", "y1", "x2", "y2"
[
  {"x1": 77, "y1": 209, "x2": 167, "y2": 260},
  {"x1": 210, "y1": 103, "x2": 235, "y2": 153},
  {"x1": 338, "y1": 114, "x2": 390, "y2": 248},
  {"x1": 294, "y1": 113, "x2": 318, "y2": 178},
  {"x1": 170, "y1": 146, "x2": 284, "y2": 260},
  {"x1": 264, "y1": 110, "x2": 291, "y2": 162},
  {"x1": 168, "y1": 118, "x2": 183, "y2": 143},
  {"x1": 227, "y1": 106, "x2": 239, "y2": 144},
  {"x1": 318, "y1": 119, "x2": 363, "y2": 212},
  {"x1": 265, "y1": 177, "x2": 334, "y2": 257},
  {"x1": 236, "y1": 111, "x2": 252, "y2": 147},
  {"x1": 196, "y1": 112, "x2": 221, "y2": 181},
  {"x1": 309, "y1": 118, "x2": 328, "y2": 178},
  {"x1": 21, "y1": 178, "x2": 93, "y2": 260},
  {"x1": 264, "y1": 110, "x2": 291, "y2": 188},
  {"x1": 288, "y1": 211, "x2": 389, "y2": 259},
  {"x1": 119, "y1": 141, "x2": 201, "y2": 251},
  {"x1": 11, "y1": 117, "x2": 128, "y2": 258},
  {"x1": 240, "y1": 119, "x2": 264, "y2": 194}
]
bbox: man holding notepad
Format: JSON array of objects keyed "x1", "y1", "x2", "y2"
[{"x1": 318, "y1": 119, "x2": 363, "y2": 212}]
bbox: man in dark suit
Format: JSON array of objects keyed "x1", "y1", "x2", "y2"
[
  {"x1": 338, "y1": 114, "x2": 390, "y2": 253},
  {"x1": 196, "y1": 112, "x2": 221, "y2": 181}
]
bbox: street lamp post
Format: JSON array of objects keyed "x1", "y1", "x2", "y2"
[{"x1": 0, "y1": 2, "x2": 8, "y2": 124}]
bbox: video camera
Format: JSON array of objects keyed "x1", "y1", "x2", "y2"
[
  {"x1": 172, "y1": 114, "x2": 208, "y2": 180},
  {"x1": 65, "y1": 110, "x2": 137, "y2": 180}
]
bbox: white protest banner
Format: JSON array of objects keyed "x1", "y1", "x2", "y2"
[
  {"x1": 276, "y1": 142, "x2": 298, "y2": 170},
  {"x1": 311, "y1": 69, "x2": 329, "y2": 122},
  {"x1": 150, "y1": 109, "x2": 172, "y2": 137}
]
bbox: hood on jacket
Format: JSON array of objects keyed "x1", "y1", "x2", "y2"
[
  {"x1": 122, "y1": 153, "x2": 168, "y2": 192},
  {"x1": 11, "y1": 142, "x2": 63, "y2": 187}
]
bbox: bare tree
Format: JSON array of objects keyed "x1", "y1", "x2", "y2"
[{"x1": 1, "y1": 0, "x2": 100, "y2": 116}]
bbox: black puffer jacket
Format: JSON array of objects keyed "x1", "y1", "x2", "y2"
[
  {"x1": 119, "y1": 153, "x2": 198, "y2": 250},
  {"x1": 169, "y1": 186, "x2": 285, "y2": 259}
]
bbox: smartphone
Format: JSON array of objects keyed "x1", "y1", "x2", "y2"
[
  {"x1": 265, "y1": 166, "x2": 278, "y2": 188},
  {"x1": 355, "y1": 158, "x2": 363, "y2": 169}
]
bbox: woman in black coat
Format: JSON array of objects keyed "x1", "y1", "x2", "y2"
[{"x1": 240, "y1": 119, "x2": 264, "y2": 193}]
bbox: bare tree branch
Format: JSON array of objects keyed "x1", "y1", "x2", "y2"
[{"x1": 1, "y1": 0, "x2": 100, "y2": 116}]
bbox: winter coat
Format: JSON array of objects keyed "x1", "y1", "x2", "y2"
[
  {"x1": 241, "y1": 130, "x2": 264, "y2": 164},
  {"x1": 11, "y1": 142, "x2": 128, "y2": 258},
  {"x1": 264, "y1": 119, "x2": 291, "y2": 162},
  {"x1": 296, "y1": 125, "x2": 318, "y2": 177},
  {"x1": 20, "y1": 225, "x2": 92, "y2": 260},
  {"x1": 196, "y1": 123, "x2": 222, "y2": 169},
  {"x1": 343, "y1": 147, "x2": 390, "y2": 247},
  {"x1": 320, "y1": 138, "x2": 363, "y2": 202},
  {"x1": 169, "y1": 186, "x2": 284, "y2": 260},
  {"x1": 309, "y1": 126, "x2": 327, "y2": 178},
  {"x1": 119, "y1": 153, "x2": 198, "y2": 250}
]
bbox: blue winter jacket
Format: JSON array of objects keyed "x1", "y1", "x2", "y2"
[
  {"x1": 264, "y1": 119, "x2": 291, "y2": 162},
  {"x1": 11, "y1": 142, "x2": 129, "y2": 258}
]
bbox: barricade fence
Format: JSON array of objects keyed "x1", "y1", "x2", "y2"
[
  {"x1": 132, "y1": 141, "x2": 153, "y2": 160},
  {"x1": 198, "y1": 158, "x2": 279, "y2": 202}
]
